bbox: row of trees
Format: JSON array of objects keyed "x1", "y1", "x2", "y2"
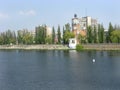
[
  {"x1": 86, "y1": 22, "x2": 120, "y2": 43},
  {"x1": 0, "y1": 23, "x2": 120, "y2": 45},
  {"x1": 0, "y1": 24, "x2": 75, "y2": 45}
]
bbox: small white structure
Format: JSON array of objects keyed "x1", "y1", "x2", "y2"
[{"x1": 69, "y1": 38, "x2": 77, "y2": 49}]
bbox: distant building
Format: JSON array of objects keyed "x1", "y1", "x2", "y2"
[
  {"x1": 80, "y1": 16, "x2": 98, "y2": 30},
  {"x1": 72, "y1": 14, "x2": 87, "y2": 43},
  {"x1": 71, "y1": 14, "x2": 98, "y2": 44},
  {"x1": 46, "y1": 26, "x2": 52, "y2": 37}
]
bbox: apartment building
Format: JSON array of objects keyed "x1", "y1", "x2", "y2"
[{"x1": 71, "y1": 14, "x2": 98, "y2": 43}]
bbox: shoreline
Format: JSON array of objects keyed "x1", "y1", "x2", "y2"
[
  {"x1": 82, "y1": 44, "x2": 120, "y2": 50},
  {"x1": 0, "y1": 44, "x2": 120, "y2": 50},
  {"x1": 0, "y1": 45, "x2": 69, "y2": 50}
]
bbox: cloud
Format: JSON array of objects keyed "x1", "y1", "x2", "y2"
[
  {"x1": 19, "y1": 10, "x2": 36, "y2": 16},
  {"x1": 0, "y1": 13, "x2": 9, "y2": 19}
]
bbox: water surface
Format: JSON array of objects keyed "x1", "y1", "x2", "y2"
[{"x1": 0, "y1": 50, "x2": 120, "y2": 90}]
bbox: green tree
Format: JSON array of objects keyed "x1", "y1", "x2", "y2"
[
  {"x1": 107, "y1": 22, "x2": 114, "y2": 43},
  {"x1": 57, "y1": 25, "x2": 61, "y2": 44},
  {"x1": 45, "y1": 36, "x2": 52, "y2": 44},
  {"x1": 52, "y1": 27, "x2": 55, "y2": 44},
  {"x1": 98, "y1": 24, "x2": 104, "y2": 43},
  {"x1": 87, "y1": 26, "x2": 93, "y2": 43},
  {"x1": 23, "y1": 32, "x2": 33, "y2": 44},
  {"x1": 62, "y1": 26, "x2": 65, "y2": 44},
  {"x1": 0, "y1": 30, "x2": 16, "y2": 45},
  {"x1": 35, "y1": 25, "x2": 46, "y2": 44},
  {"x1": 65, "y1": 23, "x2": 71, "y2": 32},
  {"x1": 110, "y1": 30, "x2": 120, "y2": 43},
  {"x1": 63, "y1": 23, "x2": 73, "y2": 44},
  {"x1": 5, "y1": 30, "x2": 16, "y2": 44},
  {"x1": 0, "y1": 33, "x2": 4, "y2": 45},
  {"x1": 93, "y1": 26, "x2": 97, "y2": 43},
  {"x1": 63, "y1": 30, "x2": 75, "y2": 44},
  {"x1": 17, "y1": 30, "x2": 23, "y2": 44},
  {"x1": 17, "y1": 29, "x2": 33, "y2": 44},
  {"x1": 78, "y1": 34, "x2": 87, "y2": 44}
]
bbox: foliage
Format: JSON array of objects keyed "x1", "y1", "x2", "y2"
[
  {"x1": 98, "y1": 24, "x2": 104, "y2": 43},
  {"x1": 93, "y1": 26, "x2": 97, "y2": 43},
  {"x1": 77, "y1": 34, "x2": 87, "y2": 44},
  {"x1": 62, "y1": 26, "x2": 65, "y2": 44},
  {"x1": 63, "y1": 30, "x2": 75, "y2": 44},
  {"x1": 63, "y1": 23, "x2": 74, "y2": 44},
  {"x1": 110, "y1": 30, "x2": 120, "y2": 43},
  {"x1": 0, "y1": 30, "x2": 16, "y2": 45},
  {"x1": 35, "y1": 25, "x2": 46, "y2": 44},
  {"x1": 57, "y1": 25, "x2": 61, "y2": 44},
  {"x1": 87, "y1": 26, "x2": 93, "y2": 43},
  {"x1": 52, "y1": 27, "x2": 55, "y2": 44},
  {"x1": 17, "y1": 29, "x2": 33, "y2": 44},
  {"x1": 65, "y1": 23, "x2": 71, "y2": 32},
  {"x1": 0, "y1": 22, "x2": 120, "y2": 45},
  {"x1": 76, "y1": 44, "x2": 84, "y2": 51},
  {"x1": 45, "y1": 36, "x2": 52, "y2": 44},
  {"x1": 107, "y1": 22, "x2": 114, "y2": 43}
]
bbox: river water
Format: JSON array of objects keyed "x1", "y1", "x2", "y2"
[{"x1": 0, "y1": 50, "x2": 120, "y2": 90}]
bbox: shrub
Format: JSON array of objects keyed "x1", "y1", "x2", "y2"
[{"x1": 76, "y1": 44, "x2": 84, "y2": 51}]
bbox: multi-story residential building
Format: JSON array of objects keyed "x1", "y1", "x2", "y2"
[
  {"x1": 72, "y1": 14, "x2": 87, "y2": 43},
  {"x1": 46, "y1": 26, "x2": 52, "y2": 37},
  {"x1": 72, "y1": 14, "x2": 98, "y2": 31},
  {"x1": 80, "y1": 16, "x2": 98, "y2": 30},
  {"x1": 71, "y1": 14, "x2": 98, "y2": 43}
]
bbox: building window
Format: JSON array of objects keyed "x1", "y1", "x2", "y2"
[{"x1": 72, "y1": 40, "x2": 75, "y2": 44}]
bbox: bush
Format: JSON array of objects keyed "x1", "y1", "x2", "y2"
[{"x1": 76, "y1": 44, "x2": 84, "y2": 51}]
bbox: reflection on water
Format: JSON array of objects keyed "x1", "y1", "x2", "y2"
[{"x1": 0, "y1": 50, "x2": 120, "y2": 90}]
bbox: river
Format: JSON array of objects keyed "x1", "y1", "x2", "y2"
[{"x1": 0, "y1": 50, "x2": 120, "y2": 90}]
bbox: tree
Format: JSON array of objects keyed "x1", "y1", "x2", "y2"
[
  {"x1": 63, "y1": 23, "x2": 74, "y2": 44},
  {"x1": 62, "y1": 26, "x2": 65, "y2": 44},
  {"x1": 110, "y1": 30, "x2": 120, "y2": 43},
  {"x1": 17, "y1": 30, "x2": 23, "y2": 44},
  {"x1": 65, "y1": 23, "x2": 71, "y2": 32},
  {"x1": 45, "y1": 36, "x2": 52, "y2": 44},
  {"x1": 87, "y1": 26, "x2": 93, "y2": 43},
  {"x1": 35, "y1": 25, "x2": 46, "y2": 44},
  {"x1": 107, "y1": 22, "x2": 114, "y2": 43},
  {"x1": 52, "y1": 27, "x2": 55, "y2": 44},
  {"x1": 93, "y1": 26, "x2": 97, "y2": 43},
  {"x1": 63, "y1": 30, "x2": 75, "y2": 44},
  {"x1": 17, "y1": 29, "x2": 33, "y2": 44},
  {"x1": 98, "y1": 24, "x2": 104, "y2": 43},
  {"x1": 101, "y1": 25, "x2": 104, "y2": 43},
  {"x1": 0, "y1": 30, "x2": 16, "y2": 45},
  {"x1": 0, "y1": 33, "x2": 4, "y2": 45},
  {"x1": 78, "y1": 34, "x2": 87, "y2": 44},
  {"x1": 57, "y1": 25, "x2": 61, "y2": 44}
]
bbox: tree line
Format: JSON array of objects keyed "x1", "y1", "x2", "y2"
[
  {"x1": 86, "y1": 22, "x2": 120, "y2": 43},
  {"x1": 0, "y1": 22, "x2": 120, "y2": 45}
]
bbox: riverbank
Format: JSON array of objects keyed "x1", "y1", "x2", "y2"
[
  {"x1": 82, "y1": 44, "x2": 120, "y2": 50},
  {"x1": 0, "y1": 45, "x2": 69, "y2": 50},
  {"x1": 0, "y1": 44, "x2": 120, "y2": 50}
]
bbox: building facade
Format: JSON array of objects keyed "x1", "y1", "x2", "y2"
[
  {"x1": 46, "y1": 26, "x2": 52, "y2": 37},
  {"x1": 71, "y1": 14, "x2": 98, "y2": 43}
]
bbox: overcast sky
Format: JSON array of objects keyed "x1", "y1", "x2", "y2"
[{"x1": 0, "y1": 0, "x2": 120, "y2": 32}]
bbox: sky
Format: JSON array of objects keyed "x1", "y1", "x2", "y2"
[{"x1": 0, "y1": 0, "x2": 120, "y2": 32}]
